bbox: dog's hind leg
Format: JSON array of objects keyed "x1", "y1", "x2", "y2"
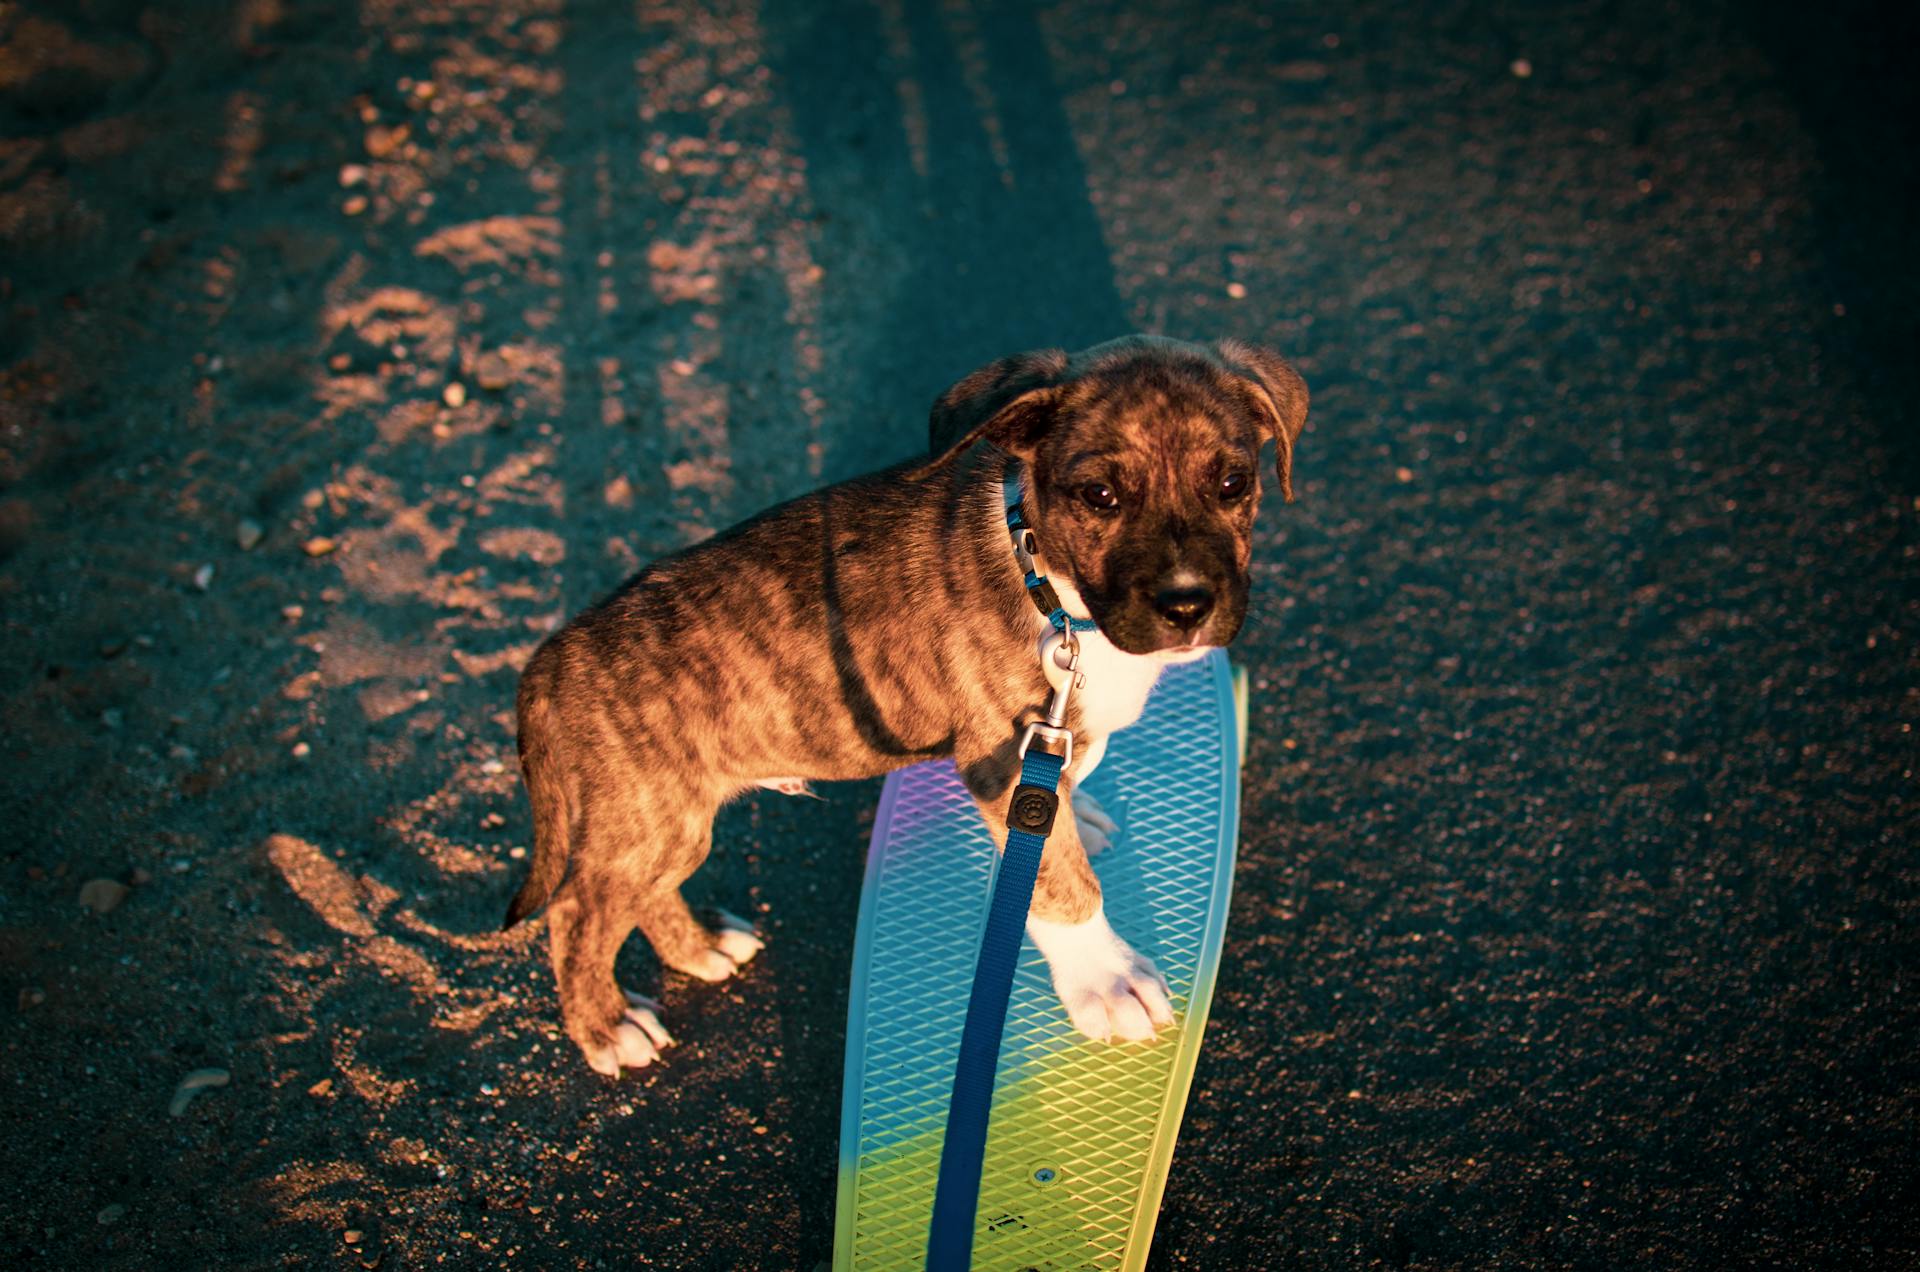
[
  {"x1": 546, "y1": 790, "x2": 763, "y2": 1074},
  {"x1": 637, "y1": 885, "x2": 764, "y2": 982},
  {"x1": 546, "y1": 877, "x2": 674, "y2": 1078},
  {"x1": 634, "y1": 831, "x2": 757, "y2": 985},
  {"x1": 614, "y1": 796, "x2": 762, "y2": 983}
]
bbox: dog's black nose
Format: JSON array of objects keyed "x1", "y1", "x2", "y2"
[{"x1": 1153, "y1": 586, "x2": 1215, "y2": 629}]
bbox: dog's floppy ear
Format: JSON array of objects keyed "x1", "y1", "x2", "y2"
[
  {"x1": 1213, "y1": 339, "x2": 1310, "y2": 501},
  {"x1": 921, "y1": 348, "x2": 1071, "y2": 471}
]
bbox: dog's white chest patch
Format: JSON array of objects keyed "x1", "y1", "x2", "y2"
[{"x1": 1072, "y1": 633, "x2": 1170, "y2": 736}]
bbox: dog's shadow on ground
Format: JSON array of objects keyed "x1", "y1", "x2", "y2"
[
  {"x1": 235, "y1": 0, "x2": 1133, "y2": 1266},
  {"x1": 1, "y1": 0, "x2": 1131, "y2": 1263}
]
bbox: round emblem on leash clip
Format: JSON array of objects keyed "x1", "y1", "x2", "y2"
[{"x1": 1009, "y1": 787, "x2": 1059, "y2": 833}]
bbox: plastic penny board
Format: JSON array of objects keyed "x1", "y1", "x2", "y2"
[{"x1": 834, "y1": 650, "x2": 1243, "y2": 1270}]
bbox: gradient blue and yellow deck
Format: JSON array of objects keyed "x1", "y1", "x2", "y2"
[{"x1": 834, "y1": 652, "x2": 1244, "y2": 1270}]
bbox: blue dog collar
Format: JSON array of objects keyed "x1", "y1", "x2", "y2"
[{"x1": 1003, "y1": 475, "x2": 1100, "y2": 636}]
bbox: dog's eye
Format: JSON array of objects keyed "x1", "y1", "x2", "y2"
[
  {"x1": 1080, "y1": 482, "x2": 1120, "y2": 512},
  {"x1": 1218, "y1": 471, "x2": 1251, "y2": 502}
]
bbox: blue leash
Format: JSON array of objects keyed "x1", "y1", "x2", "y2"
[
  {"x1": 926, "y1": 748, "x2": 1067, "y2": 1271},
  {"x1": 925, "y1": 481, "x2": 1087, "y2": 1269}
]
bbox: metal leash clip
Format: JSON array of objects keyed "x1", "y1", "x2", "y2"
[{"x1": 1017, "y1": 628, "x2": 1082, "y2": 767}]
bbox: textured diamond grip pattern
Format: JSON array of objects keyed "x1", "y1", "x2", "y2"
[{"x1": 834, "y1": 651, "x2": 1241, "y2": 1271}]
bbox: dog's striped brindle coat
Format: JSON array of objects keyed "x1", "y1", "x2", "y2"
[{"x1": 505, "y1": 335, "x2": 1308, "y2": 1077}]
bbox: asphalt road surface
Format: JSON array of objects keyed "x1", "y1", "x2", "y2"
[{"x1": 1, "y1": 0, "x2": 1914, "y2": 1267}]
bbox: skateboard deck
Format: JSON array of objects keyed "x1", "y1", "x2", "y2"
[{"x1": 834, "y1": 650, "x2": 1244, "y2": 1270}]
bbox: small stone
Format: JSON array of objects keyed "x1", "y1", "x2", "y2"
[
  {"x1": 168, "y1": 1067, "x2": 230, "y2": 1117},
  {"x1": 78, "y1": 878, "x2": 130, "y2": 913},
  {"x1": 291, "y1": 741, "x2": 311, "y2": 759},
  {"x1": 1510, "y1": 57, "x2": 1533, "y2": 78},
  {"x1": 365, "y1": 122, "x2": 409, "y2": 159},
  {"x1": 302, "y1": 536, "x2": 338, "y2": 557},
  {"x1": 508, "y1": 846, "x2": 526, "y2": 859},
  {"x1": 339, "y1": 163, "x2": 368, "y2": 187},
  {"x1": 344, "y1": 1229, "x2": 363, "y2": 1245},
  {"x1": 1226, "y1": 282, "x2": 1247, "y2": 299},
  {"x1": 281, "y1": 604, "x2": 304, "y2": 622},
  {"x1": 442, "y1": 381, "x2": 468, "y2": 408},
  {"x1": 474, "y1": 353, "x2": 511, "y2": 391},
  {"x1": 1394, "y1": 466, "x2": 1414, "y2": 483},
  {"x1": 342, "y1": 195, "x2": 368, "y2": 217},
  {"x1": 328, "y1": 353, "x2": 352, "y2": 372},
  {"x1": 308, "y1": 1077, "x2": 333, "y2": 1097},
  {"x1": 97, "y1": 1204, "x2": 126, "y2": 1226},
  {"x1": 237, "y1": 518, "x2": 265, "y2": 551},
  {"x1": 193, "y1": 563, "x2": 215, "y2": 591},
  {"x1": 129, "y1": 866, "x2": 152, "y2": 886},
  {"x1": 482, "y1": 811, "x2": 505, "y2": 829},
  {"x1": 18, "y1": 987, "x2": 45, "y2": 1010}
]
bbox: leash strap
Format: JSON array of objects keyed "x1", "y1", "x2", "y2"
[
  {"x1": 926, "y1": 472, "x2": 1088, "y2": 1267},
  {"x1": 925, "y1": 748, "x2": 1067, "y2": 1270}
]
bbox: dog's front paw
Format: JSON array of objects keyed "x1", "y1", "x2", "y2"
[
  {"x1": 1028, "y1": 910, "x2": 1175, "y2": 1043},
  {"x1": 1071, "y1": 788, "x2": 1120, "y2": 857}
]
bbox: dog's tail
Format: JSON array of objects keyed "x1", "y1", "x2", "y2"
[{"x1": 503, "y1": 681, "x2": 571, "y2": 930}]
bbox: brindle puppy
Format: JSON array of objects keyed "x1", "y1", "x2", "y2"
[{"x1": 505, "y1": 335, "x2": 1308, "y2": 1077}]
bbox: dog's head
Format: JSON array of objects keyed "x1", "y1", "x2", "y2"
[{"x1": 924, "y1": 335, "x2": 1308, "y2": 657}]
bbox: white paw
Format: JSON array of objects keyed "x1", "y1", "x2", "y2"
[
  {"x1": 712, "y1": 908, "x2": 764, "y2": 966},
  {"x1": 587, "y1": 993, "x2": 676, "y2": 1077},
  {"x1": 1071, "y1": 788, "x2": 1120, "y2": 857},
  {"x1": 1027, "y1": 909, "x2": 1176, "y2": 1044},
  {"x1": 672, "y1": 909, "x2": 763, "y2": 981},
  {"x1": 678, "y1": 948, "x2": 739, "y2": 982}
]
